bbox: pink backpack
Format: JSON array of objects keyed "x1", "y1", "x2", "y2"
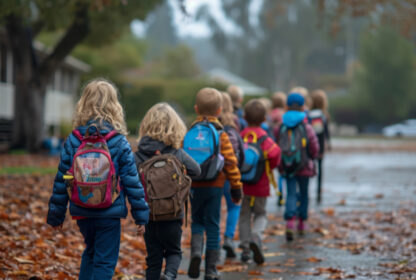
[{"x1": 65, "y1": 125, "x2": 120, "y2": 208}]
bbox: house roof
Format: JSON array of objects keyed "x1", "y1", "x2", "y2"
[
  {"x1": 205, "y1": 68, "x2": 268, "y2": 96},
  {"x1": 33, "y1": 41, "x2": 90, "y2": 73}
]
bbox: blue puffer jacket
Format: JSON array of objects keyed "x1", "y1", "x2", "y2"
[{"x1": 47, "y1": 122, "x2": 149, "y2": 227}]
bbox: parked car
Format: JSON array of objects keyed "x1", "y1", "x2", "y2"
[{"x1": 382, "y1": 119, "x2": 416, "y2": 137}]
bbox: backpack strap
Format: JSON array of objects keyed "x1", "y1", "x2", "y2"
[
  {"x1": 72, "y1": 130, "x2": 83, "y2": 141},
  {"x1": 104, "y1": 130, "x2": 118, "y2": 141}
]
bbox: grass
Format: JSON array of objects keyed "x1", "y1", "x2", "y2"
[{"x1": 0, "y1": 166, "x2": 57, "y2": 175}]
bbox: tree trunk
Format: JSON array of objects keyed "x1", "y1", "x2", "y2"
[
  {"x1": 6, "y1": 3, "x2": 89, "y2": 152},
  {"x1": 6, "y1": 15, "x2": 46, "y2": 152}
]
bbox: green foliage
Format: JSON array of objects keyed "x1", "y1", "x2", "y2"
[
  {"x1": 163, "y1": 45, "x2": 200, "y2": 79},
  {"x1": 351, "y1": 27, "x2": 416, "y2": 124},
  {"x1": 72, "y1": 31, "x2": 147, "y2": 81},
  {"x1": 119, "y1": 78, "x2": 226, "y2": 134},
  {"x1": 0, "y1": 0, "x2": 163, "y2": 45},
  {"x1": 0, "y1": 166, "x2": 57, "y2": 175}
]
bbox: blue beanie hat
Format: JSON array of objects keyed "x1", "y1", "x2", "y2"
[{"x1": 287, "y1": 93, "x2": 305, "y2": 106}]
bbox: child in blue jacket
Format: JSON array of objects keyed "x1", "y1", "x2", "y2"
[{"x1": 47, "y1": 79, "x2": 149, "y2": 280}]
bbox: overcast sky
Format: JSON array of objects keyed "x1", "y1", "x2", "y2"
[{"x1": 131, "y1": 0, "x2": 264, "y2": 38}]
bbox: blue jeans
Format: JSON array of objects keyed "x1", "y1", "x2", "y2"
[
  {"x1": 190, "y1": 187, "x2": 223, "y2": 250},
  {"x1": 284, "y1": 176, "x2": 309, "y2": 221},
  {"x1": 223, "y1": 181, "x2": 241, "y2": 238},
  {"x1": 144, "y1": 220, "x2": 182, "y2": 279},
  {"x1": 77, "y1": 218, "x2": 121, "y2": 280}
]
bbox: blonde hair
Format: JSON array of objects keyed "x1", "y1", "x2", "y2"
[
  {"x1": 227, "y1": 85, "x2": 243, "y2": 106},
  {"x1": 218, "y1": 92, "x2": 236, "y2": 128},
  {"x1": 258, "y1": 97, "x2": 272, "y2": 113},
  {"x1": 73, "y1": 78, "x2": 127, "y2": 135},
  {"x1": 138, "y1": 103, "x2": 187, "y2": 149},
  {"x1": 195, "y1": 87, "x2": 222, "y2": 116},
  {"x1": 311, "y1": 89, "x2": 329, "y2": 111},
  {"x1": 271, "y1": 92, "x2": 286, "y2": 109}
]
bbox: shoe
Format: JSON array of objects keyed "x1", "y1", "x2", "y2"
[
  {"x1": 286, "y1": 216, "x2": 296, "y2": 241},
  {"x1": 204, "y1": 249, "x2": 220, "y2": 280},
  {"x1": 298, "y1": 218, "x2": 306, "y2": 236},
  {"x1": 249, "y1": 236, "x2": 265, "y2": 265},
  {"x1": 240, "y1": 247, "x2": 251, "y2": 263},
  {"x1": 222, "y1": 236, "x2": 237, "y2": 258},
  {"x1": 160, "y1": 274, "x2": 175, "y2": 280},
  {"x1": 188, "y1": 234, "x2": 204, "y2": 279}
]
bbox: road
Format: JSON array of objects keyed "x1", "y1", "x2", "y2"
[{"x1": 178, "y1": 138, "x2": 416, "y2": 279}]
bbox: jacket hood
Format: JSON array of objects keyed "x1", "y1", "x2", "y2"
[
  {"x1": 76, "y1": 120, "x2": 114, "y2": 135},
  {"x1": 192, "y1": 116, "x2": 223, "y2": 130},
  {"x1": 282, "y1": 111, "x2": 306, "y2": 128},
  {"x1": 137, "y1": 136, "x2": 169, "y2": 156}
]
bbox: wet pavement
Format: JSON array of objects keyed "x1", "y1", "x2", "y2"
[{"x1": 177, "y1": 138, "x2": 416, "y2": 279}]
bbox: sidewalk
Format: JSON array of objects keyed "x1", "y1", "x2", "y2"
[{"x1": 178, "y1": 139, "x2": 416, "y2": 279}]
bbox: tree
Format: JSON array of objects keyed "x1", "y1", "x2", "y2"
[
  {"x1": 352, "y1": 27, "x2": 415, "y2": 124},
  {"x1": 0, "y1": 0, "x2": 162, "y2": 151}
]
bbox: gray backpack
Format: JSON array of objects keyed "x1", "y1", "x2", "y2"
[{"x1": 278, "y1": 123, "x2": 309, "y2": 177}]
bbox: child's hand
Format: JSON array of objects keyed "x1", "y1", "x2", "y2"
[
  {"x1": 230, "y1": 188, "x2": 243, "y2": 205},
  {"x1": 137, "y1": 225, "x2": 145, "y2": 235}
]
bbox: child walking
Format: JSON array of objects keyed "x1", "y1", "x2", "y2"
[
  {"x1": 309, "y1": 90, "x2": 331, "y2": 204},
  {"x1": 134, "y1": 103, "x2": 201, "y2": 280},
  {"x1": 275, "y1": 93, "x2": 319, "y2": 241},
  {"x1": 239, "y1": 99, "x2": 281, "y2": 264},
  {"x1": 47, "y1": 79, "x2": 149, "y2": 280},
  {"x1": 184, "y1": 88, "x2": 243, "y2": 280},
  {"x1": 218, "y1": 92, "x2": 245, "y2": 259},
  {"x1": 227, "y1": 85, "x2": 247, "y2": 131}
]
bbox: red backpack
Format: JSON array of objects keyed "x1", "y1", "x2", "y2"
[{"x1": 64, "y1": 125, "x2": 120, "y2": 208}]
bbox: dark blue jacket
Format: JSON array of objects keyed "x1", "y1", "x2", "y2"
[{"x1": 47, "y1": 123, "x2": 149, "y2": 227}]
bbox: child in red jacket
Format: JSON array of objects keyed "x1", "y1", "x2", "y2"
[{"x1": 239, "y1": 99, "x2": 281, "y2": 264}]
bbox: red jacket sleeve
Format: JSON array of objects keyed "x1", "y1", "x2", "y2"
[
  {"x1": 305, "y1": 124, "x2": 320, "y2": 159},
  {"x1": 262, "y1": 137, "x2": 281, "y2": 169}
]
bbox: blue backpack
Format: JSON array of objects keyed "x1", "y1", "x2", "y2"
[
  {"x1": 240, "y1": 132, "x2": 267, "y2": 184},
  {"x1": 183, "y1": 121, "x2": 224, "y2": 181}
]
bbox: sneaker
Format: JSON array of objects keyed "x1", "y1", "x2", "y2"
[
  {"x1": 222, "y1": 236, "x2": 237, "y2": 258},
  {"x1": 241, "y1": 247, "x2": 251, "y2": 263},
  {"x1": 286, "y1": 216, "x2": 296, "y2": 241},
  {"x1": 160, "y1": 274, "x2": 175, "y2": 280},
  {"x1": 249, "y1": 236, "x2": 265, "y2": 265},
  {"x1": 298, "y1": 218, "x2": 307, "y2": 236}
]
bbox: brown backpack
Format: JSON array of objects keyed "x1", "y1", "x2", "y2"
[{"x1": 139, "y1": 153, "x2": 191, "y2": 221}]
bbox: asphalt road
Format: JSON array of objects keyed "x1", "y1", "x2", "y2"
[{"x1": 178, "y1": 138, "x2": 416, "y2": 279}]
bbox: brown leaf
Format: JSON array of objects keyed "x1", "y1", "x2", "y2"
[{"x1": 306, "y1": 257, "x2": 323, "y2": 263}]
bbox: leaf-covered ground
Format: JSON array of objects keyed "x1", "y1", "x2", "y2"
[{"x1": 1, "y1": 139, "x2": 415, "y2": 279}]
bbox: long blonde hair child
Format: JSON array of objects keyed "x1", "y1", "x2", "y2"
[
  {"x1": 219, "y1": 92, "x2": 237, "y2": 128},
  {"x1": 139, "y1": 103, "x2": 187, "y2": 149},
  {"x1": 73, "y1": 78, "x2": 127, "y2": 134}
]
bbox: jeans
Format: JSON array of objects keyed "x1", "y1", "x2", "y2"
[
  {"x1": 77, "y1": 218, "x2": 121, "y2": 280},
  {"x1": 238, "y1": 196, "x2": 267, "y2": 249},
  {"x1": 190, "y1": 187, "x2": 223, "y2": 250},
  {"x1": 223, "y1": 181, "x2": 241, "y2": 238},
  {"x1": 144, "y1": 219, "x2": 183, "y2": 279},
  {"x1": 284, "y1": 176, "x2": 309, "y2": 221}
]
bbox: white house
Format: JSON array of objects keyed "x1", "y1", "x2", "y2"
[{"x1": 0, "y1": 33, "x2": 89, "y2": 145}]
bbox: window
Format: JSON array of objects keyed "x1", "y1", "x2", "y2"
[{"x1": 0, "y1": 44, "x2": 7, "y2": 83}]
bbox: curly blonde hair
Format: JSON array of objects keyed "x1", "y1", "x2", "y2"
[
  {"x1": 218, "y1": 92, "x2": 236, "y2": 128},
  {"x1": 73, "y1": 78, "x2": 127, "y2": 135},
  {"x1": 138, "y1": 103, "x2": 187, "y2": 149}
]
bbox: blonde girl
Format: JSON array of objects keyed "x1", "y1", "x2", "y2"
[
  {"x1": 134, "y1": 103, "x2": 200, "y2": 280},
  {"x1": 47, "y1": 78, "x2": 149, "y2": 280}
]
